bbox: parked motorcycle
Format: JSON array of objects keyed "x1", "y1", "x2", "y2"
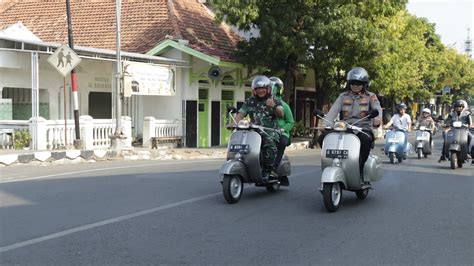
[
  {"x1": 383, "y1": 127, "x2": 411, "y2": 164},
  {"x1": 415, "y1": 126, "x2": 433, "y2": 159},
  {"x1": 443, "y1": 121, "x2": 470, "y2": 169},
  {"x1": 314, "y1": 109, "x2": 383, "y2": 212},
  {"x1": 219, "y1": 107, "x2": 291, "y2": 204}
]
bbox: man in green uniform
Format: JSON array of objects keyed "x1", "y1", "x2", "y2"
[
  {"x1": 234, "y1": 75, "x2": 284, "y2": 180},
  {"x1": 269, "y1": 77, "x2": 295, "y2": 168}
]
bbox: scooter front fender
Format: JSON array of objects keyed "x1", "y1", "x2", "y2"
[
  {"x1": 449, "y1": 143, "x2": 461, "y2": 152},
  {"x1": 320, "y1": 166, "x2": 347, "y2": 189},
  {"x1": 219, "y1": 160, "x2": 249, "y2": 182},
  {"x1": 417, "y1": 141, "x2": 424, "y2": 149},
  {"x1": 388, "y1": 144, "x2": 397, "y2": 153}
]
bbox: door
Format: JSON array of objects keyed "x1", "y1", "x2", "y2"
[
  {"x1": 198, "y1": 89, "x2": 209, "y2": 147},
  {"x1": 220, "y1": 90, "x2": 234, "y2": 145}
]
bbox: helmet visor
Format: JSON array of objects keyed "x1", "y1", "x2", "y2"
[{"x1": 349, "y1": 80, "x2": 364, "y2": 86}]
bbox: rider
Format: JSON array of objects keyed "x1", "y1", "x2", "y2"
[
  {"x1": 233, "y1": 75, "x2": 284, "y2": 180},
  {"x1": 269, "y1": 77, "x2": 295, "y2": 168},
  {"x1": 383, "y1": 103, "x2": 412, "y2": 157},
  {"x1": 438, "y1": 100, "x2": 473, "y2": 164},
  {"x1": 415, "y1": 108, "x2": 436, "y2": 143},
  {"x1": 317, "y1": 67, "x2": 383, "y2": 177}
]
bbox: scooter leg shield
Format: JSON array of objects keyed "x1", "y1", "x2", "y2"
[
  {"x1": 321, "y1": 167, "x2": 346, "y2": 189},
  {"x1": 449, "y1": 144, "x2": 461, "y2": 152},
  {"x1": 219, "y1": 160, "x2": 249, "y2": 183}
]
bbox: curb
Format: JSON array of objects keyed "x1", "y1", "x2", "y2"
[{"x1": 0, "y1": 140, "x2": 312, "y2": 167}]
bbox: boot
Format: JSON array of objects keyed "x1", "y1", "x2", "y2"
[{"x1": 438, "y1": 155, "x2": 446, "y2": 163}]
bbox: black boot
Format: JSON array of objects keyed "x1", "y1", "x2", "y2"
[{"x1": 438, "y1": 155, "x2": 446, "y2": 163}]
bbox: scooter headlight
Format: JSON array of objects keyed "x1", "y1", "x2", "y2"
[
  {"x1": 237, "y1": 120, "x2": 250, "y2": 129},
  {"x1": 452, "y1": 121, "x2": 462, "y2": 128},
  {"x1": 333, "y1": 121, "x2": 347, "y2": 131},
  {"x1": 419, "y1": 126, "x2": 426, "y2": 131}
]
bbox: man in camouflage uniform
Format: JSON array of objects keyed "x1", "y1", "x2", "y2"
[
  {"x1": 317, "y1": 67, "x2": 382, "y2": 176},
  {"x1": 234, "y1": 75, "x2": 284, "y2": 180}
]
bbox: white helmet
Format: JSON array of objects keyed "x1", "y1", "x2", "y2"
[{"x1": 421, "y1": 108, "x2": 431, "y2": 115}]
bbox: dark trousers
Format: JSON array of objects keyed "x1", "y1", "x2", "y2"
[
  {"x1": 318, "y1": 129, "x2": 374, "y2": 173},
  {"x1": 275, "y1": 135, "x2": 289, "y2": 168}
]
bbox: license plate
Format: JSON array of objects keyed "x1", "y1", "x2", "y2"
[
  {"x1": 229, "y1": 144, "x2": 249, "y2": 153},
  {"x1": 325, "y1": 149, "x2": 349, "y2": 159}
]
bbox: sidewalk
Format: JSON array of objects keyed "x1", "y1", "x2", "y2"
[{"x1": 0, "y1": 139, "x2": 312, "y2": 167}]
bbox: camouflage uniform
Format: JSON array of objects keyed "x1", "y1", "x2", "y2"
[{"x1": 238, "y1": 96, "x2": 282, "y2": 173}]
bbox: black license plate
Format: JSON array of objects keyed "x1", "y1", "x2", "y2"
[
  {"x1": 229, "y1": 144, "x2": 249, "y2": 153},
  {"x1": 325, "y1": 149, "x2": 348, "y2": 159}
]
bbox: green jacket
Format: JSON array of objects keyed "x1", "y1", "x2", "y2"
[{"x1": 276, "y1": 98, "x2": 295, "y2": 139}]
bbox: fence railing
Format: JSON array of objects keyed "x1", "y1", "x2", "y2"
[
  {"x1": 0, "y1": 116, "x2": 133, "y2": 150},
  {"x1": 142, "y1": 117, "x2": 183, "y2": 148}
]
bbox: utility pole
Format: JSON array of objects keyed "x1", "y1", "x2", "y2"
[{"x1": 65, "y1": 0, "x2": 82, "y2": 148}]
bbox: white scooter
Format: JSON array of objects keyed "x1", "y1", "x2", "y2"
[
  {"x1": 415, "y1": 126, "x2": 433, "y2": 159},
  {"x1": 314, "y1": 109, "x2": 383, "y2": 212}
]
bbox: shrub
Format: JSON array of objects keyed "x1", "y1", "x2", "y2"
[{"x1": 14, "y1": 130, "x2": 30, "y2": 149}]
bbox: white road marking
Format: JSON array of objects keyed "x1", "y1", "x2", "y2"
[{"x1": 0, "y1": 192, "x2": 221, "y2": 253}]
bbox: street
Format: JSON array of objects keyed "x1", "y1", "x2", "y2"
[{"x1": 0, "y1": 138, "x2": 473, "y2": 265}]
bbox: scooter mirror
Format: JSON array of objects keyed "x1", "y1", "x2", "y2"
[
  {"x1": 227, "y1": 106, "x2": 238, "y2": 114},
  {"x1": 368, "y1": 109, "x2": 379, "y2": 118},
  {"x1": 313, "y1": 108, "x2": 325, "y2": 117}
]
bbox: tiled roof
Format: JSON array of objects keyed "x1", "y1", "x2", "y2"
[{"x1": 0, "y1": 0, "x2": 241, "y2": 62}]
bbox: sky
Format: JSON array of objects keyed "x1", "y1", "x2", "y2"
[{"x1": 406, "y1": 0, "x2": 474, "y2": 54}]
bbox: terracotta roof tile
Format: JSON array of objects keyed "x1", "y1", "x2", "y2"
[{"x1": 0, "y1": 0, "x2": 241, "y2": 61}]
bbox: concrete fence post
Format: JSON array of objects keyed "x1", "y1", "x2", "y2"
[
  {"x1": 80, "y1": 115, "x2": 94, "y2": 150},
  {"x1": 143, "y1": 116, "x2": 155, "y2": 148},
  {"x1": 121, "y1": 116, "x2": 132, "y2": 148}
]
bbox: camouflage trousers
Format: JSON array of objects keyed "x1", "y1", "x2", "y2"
[{"x1": 260, "y1": 130, "x2": 280, "y2": 172}]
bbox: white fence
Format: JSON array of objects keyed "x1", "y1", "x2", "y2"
[
  {"x1": 142, "y1": 117, "x2": 183, "y2": 148},
  {"x1": 0, "y1": 116, "x2": 132, "y2": 150}
]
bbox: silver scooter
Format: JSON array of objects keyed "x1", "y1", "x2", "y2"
[
  {"x1": 443, "y1": 121, "x2": 470, "y2": 169},
  {"x1": 415, "y1": 126, "x2": 433, "y2": 159},
  {"x1": 314, "y1": 109, "x2": 383, "y2": 212},
  {"x1": 219, "y1": 108, "x2": 291, "y2": 204}
]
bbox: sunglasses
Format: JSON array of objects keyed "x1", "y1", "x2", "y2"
[{"x1": 349, "y1": 81, "x2": 364, "y2": 86}]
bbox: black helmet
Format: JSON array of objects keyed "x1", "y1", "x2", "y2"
[
  {"x1": 453, "y1": 100, "x2": 465, "y2": 108},
  {"x1": 251, "y1": 75, "x2": 272, "y2": 97},
  {"x1": 269, "y1": 77, "x2": 284, "y2": 97},
  {"x1": 396, "y1": 103, "x2": 407, "y2": 112},
  {"x1": 347, "y1": 67, "x2": 369, "y2": 90}
]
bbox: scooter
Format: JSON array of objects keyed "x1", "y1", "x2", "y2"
[
  {"x1": 314, "y1": 109, "x2": 383, "y2": 212},
  {"x1": 219, "y1": 107, "x2": 291, "y2": 204},
  {"x1": 383, "y1": 127, "x2": 410, "y2": 164},
  {"x1": 415, "y1": 126, "x2": 433, "y2": 159},
  {"x1": 443, "y1": 121, "x2": 470, "y2": 169}
]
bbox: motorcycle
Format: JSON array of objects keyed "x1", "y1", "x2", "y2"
[
  {"x1": 314, "y1": 109, "x2": 383, "y2": 212},
  {"x1": 383, "y1": 127, "x2": 411, "y2": 164},
  {"x1": 219, "y1": 107, "x2": 291, "y2": 204},
  {"x1": 415, "y1": 126, "x2": 433, "y2": 159},
  {"x1": 443, "y1": 121, "x2": 470, "y2": 169}
]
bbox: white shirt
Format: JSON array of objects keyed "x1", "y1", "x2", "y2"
[{"x1": 389, "y1": 113, "x2": 411, "y2": 131}]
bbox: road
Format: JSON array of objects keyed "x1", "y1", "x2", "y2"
[{"x1": 0, "y1": 139, "x2": 472, "y2": 265}]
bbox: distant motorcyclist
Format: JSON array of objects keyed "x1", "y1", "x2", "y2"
[
  {"x1": 317, "y1": 67, "x2": 383, "y2": 176},
  {"x1": 269, "y1": 77, "x2": 295, "y2": 168},
  {"x1": 415, "y1": 108, "x2": 436, "y2": 142},
  {"x1": 233, "y1": 75, "x2": 284, "y2": 180},
  {"x1": 438, "y1": 100, "x2": 473, "y2": 164},
  {"x1": 384, "y1": 103, "x2": 412, "y2": 132}
]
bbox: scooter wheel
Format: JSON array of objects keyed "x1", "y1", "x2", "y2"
[
  {"x1": 417, "y1": 148, "x2": 423, "y2": 159},
  {"x1": 322, "y1": 182, "x2": 342, "y2": 212},
  {"x1": 450, "y1": 153, "x2": 458, "y2": 170},
  {"x1": 222, "y1": 175, "x2": 243, "y2": 204},
  {"x1": 389, "y1": 152, "x2": 396, "y2": 164},
  {"x1": 355, "y1": 189, "x2": 369, "y2": 199}
]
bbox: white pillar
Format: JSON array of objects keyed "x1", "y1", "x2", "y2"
[
  {"x1": 121, "y1": 116, "x2": 132, "y2": 148},
  {"x1": 29, "y1": 116, "x2": 47, "y2": 150},
  {"x1": 80, "y1": 115, "x2": 94, "y2": 150},
  {"x1": 143, "y1": 116, "x2": 155, "y2": 148}
]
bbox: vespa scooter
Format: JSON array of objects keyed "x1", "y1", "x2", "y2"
[
  {"x1": 443, "y1": 121, "x2": 470, "y2": 169},
  {"x1": 415, "y1": 126, "x2": 433, "y2": 159},
  {"x1": 383, "y1": 127, "x2": 410, "y2": 164},
  {"x1": 219, "y1": 108, "x2": 291, "y2": 204},
  {"x1": 314, "y1": 109, "x2": 383, "y2": 212}
]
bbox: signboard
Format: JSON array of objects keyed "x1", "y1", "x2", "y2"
[
  {"x1": 47, "y1": 44, "x2": 81, "y2": 76},
  {"x1": 123, "y1": 62, "x2": 175, "y2": 96}
]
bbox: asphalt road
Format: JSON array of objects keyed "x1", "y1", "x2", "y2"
[{"x1": 0, "y1": 138, "x2": 472, "y2": 265}]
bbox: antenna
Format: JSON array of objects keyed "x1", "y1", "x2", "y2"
[{"x1": 465, "y1": 28, "x2": 472, "y2": 58}]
